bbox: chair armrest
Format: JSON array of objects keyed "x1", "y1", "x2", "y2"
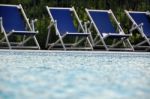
[
  {"x1": 129, "y1": 23, "x2": 143, "y2": 34},
  {"x1": 146, "y1": 11, "x2": 150, "y2": 16},
  {"x1": 83, "y1": 21, "x2": 90, "y2": 33},
  {"x1": 31, "y1": 19, "x2": 38, "y2": 31}
]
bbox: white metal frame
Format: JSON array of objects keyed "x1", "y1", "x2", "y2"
[
  {"x1": 0, "y1": 4, "x2": 40, "y2": 49},
  {"x1": 85, "y1": 9, "x2": 134, "y2": 51},
  {"x1": 125, "y1": 10, "x2": 150, "y2": 50},
  {"x1": 46, "y1": 6, "x2": 93, "y2": 50}
]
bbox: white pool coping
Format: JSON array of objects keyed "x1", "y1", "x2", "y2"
[{"x1": 0, "y1": 49, "x2": 150, "y2": 55}]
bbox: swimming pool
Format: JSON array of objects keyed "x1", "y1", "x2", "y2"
[{"x1": 0, "y1": 50, "x2": 150, "y2": 99}]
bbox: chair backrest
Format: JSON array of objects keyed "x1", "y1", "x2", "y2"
[
  {"x1": 129, "y1": 12, "x2": 150, "y2": 37},
  {"x1": 0, "y1": 5, "x2": 26, "y2": 32},
  {"x1": 88, "y1": 11, "x2": 116, "y2": 35},
  {"x1": 49, "y1": 8, "x2": 78, "y2": 36}
]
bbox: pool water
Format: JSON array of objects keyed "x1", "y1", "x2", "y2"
[{"x1": 0, "y1": 50, "x2": 150, "y2": 99}]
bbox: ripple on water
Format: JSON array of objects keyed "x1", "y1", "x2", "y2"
[{"x1": 0, "y1": 51, "x2": 150, "y2": 99}]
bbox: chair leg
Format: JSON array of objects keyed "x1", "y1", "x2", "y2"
[
  {"x1": 71, "y1": 37, "x2": 93, "y2": 50},
  {"x1": 3, "y1": 33, "x2": 11, "y2": 49},
  {"x1": 48, "y1": 39, "x2": 60, "y2": 50},
  {"x1": 59, "y1": 37, "x2": 66, "y2": 50},
  {"x1": 0, "y1": 32, "x2": 13, "y2": 49},
  {"x1": 17, "y1": 36, "x2": 32, "y2": 46},
  {"x1": 33, "y1": 36, "x2": 40, "y2": 50},
  {"x1": 122, "y1": 38, "x2": 126, "y2": 47},
  {"x1": 45, "y1": 28, "x2": 51, "y2": 48},
  {"x1": 75, "y1": 37, "x2": 79, "y2": 44},
  {"x1": 110, "y1": 39, "x2": 123, "y2": 48},
  {"x1": 22, "y1": 35, "x2": 26, "y2": 44},
  {"x1": 110, "y1": 38, "x2": 134, "y2": 51},
  {"x1": 144, "y1": 37, "x2": 150, "y2": 46},
  {"x1": 134, "y1": 40, "x2": 147, "y2": 47},
  {"x1": 100, "y1": 37, "x2": 109, "y2": 51},
  {"x1": 5, "y1": 37, "x2": 11, "y2": 49},
  {"x1": 89, "y1": 33, "x2": 94, "y2": 46},
  {"x1": 93, "y1": 35, "x2": 99, "y2": 43},
  {"x1": 126, "y1": 39, "x2": 134, "y2": 51},
  {"x1": 16, "y1": 36, "x2": 40, "y2": 50},
  {"x1": 48, "y1": 37, "x2": 66, "y2": 50},
  {"x1": 72, "y1": 38, "x2": 85, "y2": 47},
  {"x1": 86, "y1": 37, "x2": 93, "y2": 50},
  {"x1": 0, "y1": 36, "x2": 7, "y2": 42}
]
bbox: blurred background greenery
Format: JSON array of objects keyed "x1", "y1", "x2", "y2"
[{"x1": 0, "y1": 0, "x2": 150, "y2": 49}]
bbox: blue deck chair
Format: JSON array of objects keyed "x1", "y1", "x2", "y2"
[
  {"x1": 86, "y1": 9, "x2": 134, "y2": 51},
  {"x1": 125, "y1": 10, "x2": 150, "y2": 50},
  {"x1": 46, "y1": 7, "x2": 93, "y2": 50},
  {"x1": 0, "y1": 4, "x2": 40, "y2": 49}
]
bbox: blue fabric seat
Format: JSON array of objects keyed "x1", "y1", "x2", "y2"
[
  {"x1": 46, "y1": 7, "x2": 93, "y2": 50},
  {"x1": 50, "y1": 9, "x2": 78, "y2": 36},
  {"x1": 86, "y1": 9, "x2": 133, "y2": 51},
  {"x1": 0, "y1": 4, "x2": 40, "y2": 49},
  {"x1": 129, "y1": 13, "x2": 150, "y2": 38},
  {"x1": 0, "y1": 6, "x2": 26, "y2": 32},
  {"x1": 125, "y1": 10, "x2": 150, "y2": 50},
  {"x1": 89, "y1": 11, "x2": 116, "y2": 35}
]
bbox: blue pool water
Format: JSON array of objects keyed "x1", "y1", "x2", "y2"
[{"x1": 0, "y1": 50, "x2": 150, "y2": 99}]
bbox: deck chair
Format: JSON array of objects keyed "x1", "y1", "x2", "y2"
[
  {"x1": 45, "y1": 6, "x2": 93, "y2": 50},
  {"x1": 0, "y1": 4, "x2": 40, "y2": 49},
  {"x1": 125, "y1": 10, "x2": 150, "y2": 50},
  {"x1": 85, "y1": 9, "x2": 134, "y2": 51}
]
